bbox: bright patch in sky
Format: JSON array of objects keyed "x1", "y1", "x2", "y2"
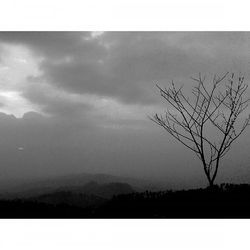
[
  {"x1": 0, "y1": 90, "x2": 37, "y2": 117},
  {"x1": 0, "y1": 43, "x2": 41, "y2": 117}
]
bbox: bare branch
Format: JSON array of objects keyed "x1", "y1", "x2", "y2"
[{"x1": 151, "y1": 72, "x2": 250, "y2": 186}]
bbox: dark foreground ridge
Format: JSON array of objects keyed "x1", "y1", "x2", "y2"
[{"x1": 1, "y1": 183, "x2": 250, "y2": 218}]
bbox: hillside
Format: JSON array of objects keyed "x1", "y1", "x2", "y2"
[
  {"x1": 29, "y1": 182, "x2": 135, "y2": 207},
  {"x1": 0, "y1": 173, "x2": 157, "y2": 199},
  {"x1": 0, "y1": 183, "x2": 250, "y2": 218}
]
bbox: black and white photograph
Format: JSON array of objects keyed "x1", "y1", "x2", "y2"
[
  {"x1": 0, "y1": 31, "x2": 250, "y2": 218},
  {"x1": 1, "y1": 1, "x2": 250, "y2": 249}
]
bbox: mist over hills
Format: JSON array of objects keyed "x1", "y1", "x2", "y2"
[
  {"x1": 27, "y1": 182, "x2": 135, "y2": 208},
  {"x1": 0, "y1": 172, "x2": 160, "y2": 199}
]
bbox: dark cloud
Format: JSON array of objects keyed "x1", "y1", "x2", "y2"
[
  {"x1": 0, "y1": 32, "x2": 106, "y2": 60},
  {"x1": 1, "y1": 32, "x2": 250, "y2": 111},
  {"x1": 22, "y1": 78, "x2": 93, "y2": 118}
]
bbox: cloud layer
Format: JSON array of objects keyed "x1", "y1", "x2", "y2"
[{"x1": 1, "y1": 32, "x2": 250, "y2": 119}]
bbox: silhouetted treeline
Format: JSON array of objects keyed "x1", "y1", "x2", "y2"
[
  {"x1": 96, "y1": 183, "x2": 250, "y2": 218},
  {"x1": 0, "y1": 199, "x2": 91, "y2": 218},
  {"x1": 1, "y1": 183, "x2": 250, "y2": 218}
]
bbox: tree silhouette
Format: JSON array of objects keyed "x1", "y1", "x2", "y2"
[{"x1": 151, "y1": 72, "x2": 250, "y2": 186}]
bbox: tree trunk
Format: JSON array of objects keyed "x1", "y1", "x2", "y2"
[
  {"x1": 208, "y1": 179, "x2": 214, "y2": 187},
  {"x1": 202, "y1": 162, "x2": 214, "y2": 187}
]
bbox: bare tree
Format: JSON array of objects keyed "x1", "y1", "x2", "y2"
[{"x1": 151, "y1": 72, "x2": 250, "y2": 187}]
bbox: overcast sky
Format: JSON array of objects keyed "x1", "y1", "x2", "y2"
[{"x1": 0, "y1": 32, "x2": 250, "y2": 188}]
